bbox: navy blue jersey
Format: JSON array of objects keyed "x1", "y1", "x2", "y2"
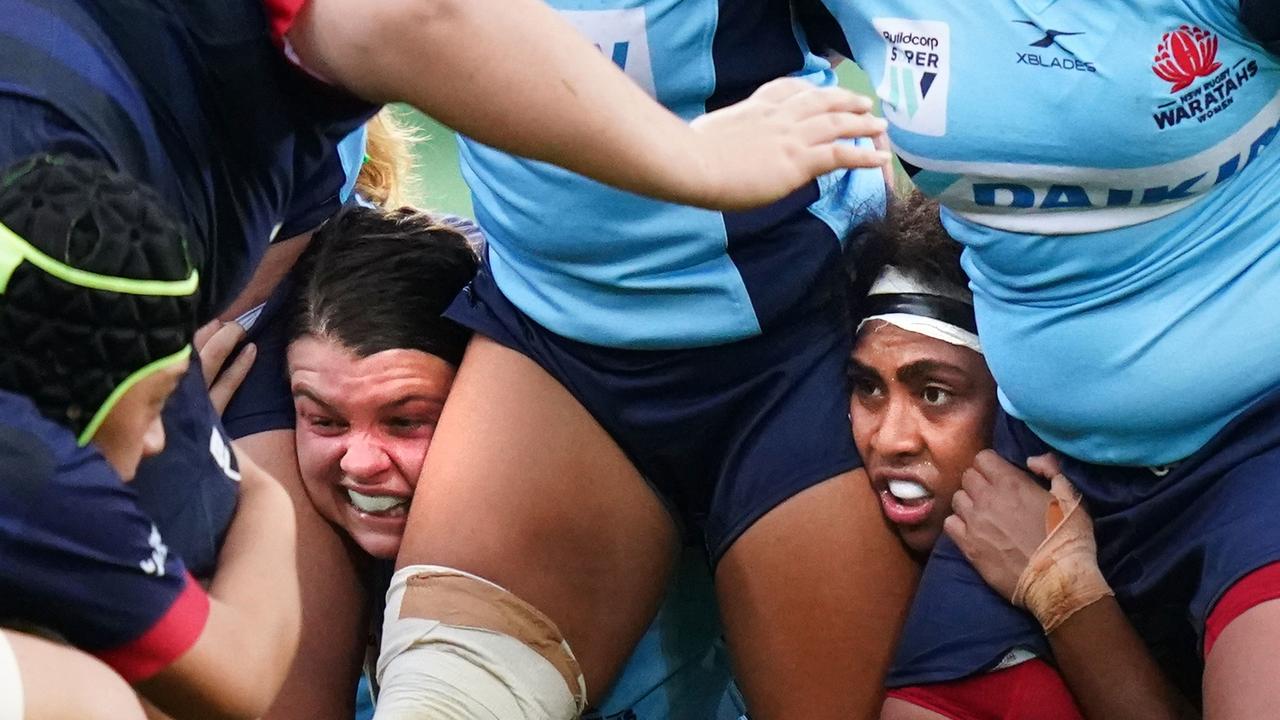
[
  {"x1": 0, "y1": 0, "x2": 376, "y2": 580},
  {"x1": 130, "y1": 354, "x2": 243, "y2": 579},
  {"x1": 0, "y1": 390, "x2": 209, "y2": 682},
  {"x1": 890, "y1": 384, "x2": 1280, "y2": 700},
  {"x1": 0, "y1": 0, "x2": 376, "y2": 321},
  {"x1": 222, "y1": 275, "x2": 297, "y2": 441}
]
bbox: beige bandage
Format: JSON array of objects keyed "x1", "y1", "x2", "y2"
[
  {"x1": 1010, "y1": 475, "x2": 1114, "y2": 634},
  {"x1": 374, "y1": 565, "x2": 586, "y2": 720}
]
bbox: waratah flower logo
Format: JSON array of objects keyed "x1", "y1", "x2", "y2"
[{"x1": 1153, "y1": 25, "x2": 1223, "y2": 92}]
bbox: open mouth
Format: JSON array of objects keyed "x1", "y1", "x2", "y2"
[
  {"x1": 878, "y1": 478, "x2": 935, "y2": 526},
  {"x1": 346, "y1": 488, "x2": 409, "y2": 517}
]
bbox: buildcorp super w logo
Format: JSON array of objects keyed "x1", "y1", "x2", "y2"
[
  {"x1": 873, "y1": 18, "x2": 950, "y2": 137},
  {"x1": 1151, "y1": 25, "x2": 1258, "y2": 130}
]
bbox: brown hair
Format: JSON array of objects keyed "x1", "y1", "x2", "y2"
[{"x1": 291, "y1": 206, "x2": 478, "y2": 366}]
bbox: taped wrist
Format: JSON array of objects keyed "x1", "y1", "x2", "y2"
[{"x1": 1010, "y1": 476, "x2": 1113, "y2": 634}]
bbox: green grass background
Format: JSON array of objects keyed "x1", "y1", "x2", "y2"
[{"x1": 397, "y1": 63, "x2": 880, "y2": 217}]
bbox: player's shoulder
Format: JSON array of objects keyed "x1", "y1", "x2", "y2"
[
  {"x1": 0, "y1": 391, "x2": 71, "y2": 468},
  {"x1": 0, "y1": 390, "x2": 116, "y2": 496},
  {"x1": 0, "y1": 392, "x2": 59, "y2": 493}
]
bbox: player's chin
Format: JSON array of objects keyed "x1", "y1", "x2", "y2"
[
  {"x1": 348, "y1": 523, "x2": 405, "y2": 561},
  {"x1": 898, "y1": 522, "x2": 944, "y2": 558}
]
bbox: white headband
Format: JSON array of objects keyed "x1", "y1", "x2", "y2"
[{"x1": 857, "y1": 266, "x2": 982, "y2": 354}]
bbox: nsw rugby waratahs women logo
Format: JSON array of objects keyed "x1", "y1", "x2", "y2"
[{"x1": 1153, "y1": 25, "x2": 1222, "y2": 92}]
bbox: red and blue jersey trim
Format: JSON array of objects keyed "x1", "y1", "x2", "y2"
[
  {"x1": 95, "y1": 572, "x2": 211, "y2": 683},
  {"x1": 263, "y1": 0, "x2": 308, "y2": 45}
]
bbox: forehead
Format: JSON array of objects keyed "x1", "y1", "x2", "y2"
[
  {"x1": 287, "y1": 335, "x2": 455, "y2": 403},
  {"x1": 853, "y1": 321, "x2": 982, "y2": 375}
]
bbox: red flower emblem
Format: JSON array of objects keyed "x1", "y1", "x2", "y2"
[{"x1": 1153, "y1": 25, "x2": 1223, "y2": 92}]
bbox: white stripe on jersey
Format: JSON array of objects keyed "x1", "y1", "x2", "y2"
[{"x1": 898, "y1": 89, "x2": 1280, "y2": 235}]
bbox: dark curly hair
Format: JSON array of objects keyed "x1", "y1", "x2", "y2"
[{"x1": 844, "y1": 190, "x2": 968, "y2": 321}]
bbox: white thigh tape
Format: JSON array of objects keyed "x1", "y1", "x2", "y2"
[{"x1": 374, "y1": 565, "x2": 586, "y2": 720}]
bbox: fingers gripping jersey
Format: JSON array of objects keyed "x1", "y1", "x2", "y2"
[
  {"x1": 461, "y1": 0, "x2": 886, "y2": 350},
  {"x1": 821, "y1": 0, "x2": 1280, "y2": 464},
  {"x1": 0, "y1": 391, "x2": 209, "y2": 682}
]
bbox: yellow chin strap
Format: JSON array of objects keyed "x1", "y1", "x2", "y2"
[{"x1": 76, "y1": 346, "x2": 192, "y2": 446}]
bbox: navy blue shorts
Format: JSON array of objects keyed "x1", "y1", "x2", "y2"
[
  {"x1": 888, "y1": 385, "x2": 1280, "y2": 698},
  {"x1": 444, "y1": 258, "x2": 861, "y2": 564},
  {"x1": 130, "y1": 354, "x2": 241, "y2": 580}
]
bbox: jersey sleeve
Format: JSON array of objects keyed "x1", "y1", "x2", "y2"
[
  {"x1": 1241, "y1": 0, "x2": 1280, "y2": 53},
  {"x1": 261, "y1": 0, "x2": 354, "y2": 88},
  {"x1": 0, "y1": 423, "x2": 210, "y2": 683},
  {"x1": 222, "y1": 276, "x2": 299, "y2": 440},
  {"x1": 263, "y1": 0, "x2": 308, "y2": 48}
]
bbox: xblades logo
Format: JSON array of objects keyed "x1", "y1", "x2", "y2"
[
  {"x1": 1014, "y1": 21, "x2": 1083, "y2": 49},
  {"x1": 1012, "y1": 20, "x2": 1096, "y2": 73},
  {"x1": 139, "y1": 524, "x2": 169, "y2": 577}
]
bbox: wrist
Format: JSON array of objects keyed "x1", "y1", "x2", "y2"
[
  {"x1": 1014, "y1": 554, "x2": 1112, "y2": 633},
  {"x1": 1011, "y1": 477, "x2": 1112, "y2": 634}
]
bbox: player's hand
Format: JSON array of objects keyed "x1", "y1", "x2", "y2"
[
  {"x1": 944, "y1": 451, "x2": 1066, "y2": 601},
  {"x1": 873, "y1": 127, "x2": 897, "y2": 191},
  {"x1": 687, "y1": 78, "x2": 891, "y2": 210},
  {"x1": 194, "y1": 320, "x2": 256, "y2": 416}
]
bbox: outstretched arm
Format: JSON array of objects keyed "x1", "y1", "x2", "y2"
[
  {"x1": 136, "y1": 452, "x2": 301, "y2": 720},
  {"x1": 288, "y1": 0, "x2": 889, "y2": 211},
  {"x1": 248, "y1": 430, "x2": 370, "y2": 720},
  {"x1": 195, "y1": 321, "x2": 368, "y2": 720},
  {"x1": 946, "y1": 451, "x2": 1195, "y2": 720}
]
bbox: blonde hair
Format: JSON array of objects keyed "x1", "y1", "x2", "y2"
[{"x1": 355, "y1": 108, "x2": 423, "y2": 207}]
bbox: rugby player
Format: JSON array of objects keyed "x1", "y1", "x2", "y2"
[
  {"x1": 0, "y1": 156, "x2": 298, "y2": 719},
  {"x1": 846, "y1": 192, "x2": 997, "y2": 561},
  {"x1": 1, "y1": 0, "x2": 890, "y2": 646},
  {"x1": 843, "y1": 194, "x2": 1195, "y2": 719},
  {"x1": 371, "y1": 1, "x2": 916, "y2": 716},
  {"x1": 796, "y1": 2, "x2": 1280, "y2": 716},
  {"x1": 207, "y1": 205, "x2": 742, "y2": 720}
]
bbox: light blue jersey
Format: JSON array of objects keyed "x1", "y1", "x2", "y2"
[
  {"x1": 819, "y1": 0, "x2": 1280, "y2": 464},
  {"x1": 589, "y1": 551, "x2": 743, "y2": 720},
  {"x1": 460, "y1": 0, "x2": 886, "y2": 350}
]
